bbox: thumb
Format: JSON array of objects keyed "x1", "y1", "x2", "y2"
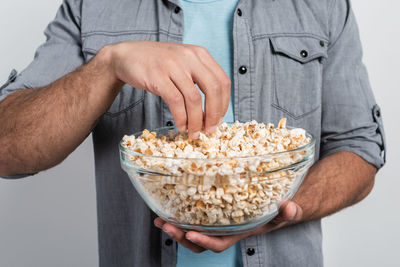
[{"x1": 271, "y1": 201, "x2": 303, "y2": 225}]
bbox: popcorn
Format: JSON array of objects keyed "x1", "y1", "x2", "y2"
[{"x1": 122, "y1": 118, "x2": 311, "y2": 225}]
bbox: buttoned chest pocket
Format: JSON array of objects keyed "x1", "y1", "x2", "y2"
[
  {"x1": 81, "y1": 34, "x2": 151, "y2": 116},
  {"x1": 270, "y1": 36, "x2": 327, "y2": 119}
]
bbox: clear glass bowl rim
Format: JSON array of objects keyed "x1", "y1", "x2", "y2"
[{"x1": 119, "y1": 124, "x2": 316, "y2": 161}]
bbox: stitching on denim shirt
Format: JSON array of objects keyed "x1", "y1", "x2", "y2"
[
  {"x1": 274, "y1": 48, "x2": 326, "y2": 63},
  {"x1": 252, "y1": 32, "x2": 329, "y2": 42},
  {"x1": 162, "y1": 4, "x2": 174, "y2": 126},
  {"x1": 356, "y1": 65, "x2": 373, "y2": 109},
  {"x1": 0, "y1": 81, "x2": 11, "y2": 91},
  {"x1": 327, "y1": 0, "x2": 338, "y2": 41},
  {"x1": 104, "y1": 97, "x2": 145, "y2": 117},
  {"x1": 320, "y1": 139, "x2": 384, "y2": 168},
  {"x1": 167, "y1": 6, "x2": 173, "y2": 42},
  {"x1": 271, "y1": 50, "x2": 279, "y2": 106},
  {"x1": 0, "y1": 69, "x2": 18, "y2": 91},
  {"x1": 270, "y1": 38, "x2": 327, "y2": 63},
  {"x1": 243, "y1": 239, "x2": 250, "y2": 267},
  {"x1": 327, "y1": 0, "x2": 352, "y2": 52},
  {"x1": 372, "y1": 104, "x2": 386, "y2": 163},
  {"x1": 234, "y1": 14, "x2": 239, "y2": 121},
  {"x1": 81, "y1": 32, "x2": 181, "y2": 54},
  {"x1": 244, "y1": 18, "x2": 253, "y2": 120},
  {"x1": 271, "y1": 103, "x2": 320, "y2": 120},
  {"x1": 81, "y1": 48, "x2": 98, "y2": 54},
  {"x1": 256, "y1": 234, "x2": 262, "y2": 266},
  {"x1": 81, "y1": 29, "x2": 182, "y2": 38}
]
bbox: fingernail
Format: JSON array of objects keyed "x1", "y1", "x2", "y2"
[
  {"x1": 289, "y1": 204, "x2": 297, "y2": 220},
  {"x1": 207, "y1": 125, "x2": 218, "y2": 134},
  {"x1": 186, "y1": 236, "x2": 197, "y2": 244},
  {"x1": 163, "y1": 229, "x2": 173, "y2": 237},
  {"x1": 154, "y1": 220, "x2": 163, "y2": 229},
  {"x1": 191, "y1": 131, "x2": 200, "y2": 139}
]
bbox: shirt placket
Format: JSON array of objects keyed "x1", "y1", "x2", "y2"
[
  {"x1": 160, "y1": 0, "x2": 184, "y2": 130},
  {"x1": 233, "y1": 1, "x2": 253, "y2": 123},
  {"x1": 233, "y1": 1, "x2": 261, "y2": 266},
  {"x1": 241, "y1": 235, "x2": 263, "y2": 267},
  {"x1": 161, "y1": 230, "x2": 177, "y2": 267},
  {"x1": 160, "y1": 1, "x2": 182, "y2": 266}
]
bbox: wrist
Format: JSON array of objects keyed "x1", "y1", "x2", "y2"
[{"x1": 95, "y1": 45, "x2": 124, "y2": 91}]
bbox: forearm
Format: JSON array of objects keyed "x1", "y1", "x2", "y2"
[
  {"x1": 294, "y1": 151, "x2": 377, "y2": 222},
  {"x1": 0, "y1": 40, "x2": 233, "y2": 177},
  {"x1": 0, "y1": 46, "x2": 122, "y2": 176}
]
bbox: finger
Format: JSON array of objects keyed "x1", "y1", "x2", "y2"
[
  {"x1": 271, "y1": 201, "x2": 302, "y2": 225},
  {"x1": 154, "y1": 217, "x2": 167, "y2": 229},
  {"x1": 290, "y1": 201, "x2": 303, "y2": 221},
  {"x1": 185, "y1": 231, "x2": 241, "y2": 253},
  {"x1": 170, "y1": 71, "x2": 203, "y2": 139},
  {"x1": 193, "y1": 46, "x2": 231, "y2": 121},
  {"x1": 162, "y1": 223, "x2": 205, "y2": 253},
  {"x1": 189, "y1": 62, "x2": 223, "y2": 133},
  {"x1": 157, "y1": 79, "x2": 188, "y2": 131}
]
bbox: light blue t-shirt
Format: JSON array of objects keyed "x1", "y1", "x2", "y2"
[
  {"x1": 177, "y1": 0, "x2": 242, "y2": 267},
  {"x1": 180, "y1": 0, "x2": 236, "y2": 124}
]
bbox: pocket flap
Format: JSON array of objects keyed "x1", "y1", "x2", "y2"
[
  {"x1": 270, "y1": 36, "x2": 328, "y2": 63},
  {"x1": 81, "y1": 32, "x2": 155, "y2": 58}
]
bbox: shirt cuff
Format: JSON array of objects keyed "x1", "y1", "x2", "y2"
[
  {"x1": 320, "y1": 139, "x2": 385, "y2": 170},
  {"x1": 0, "y1": 173, "x2": 37, "y2": 179}
]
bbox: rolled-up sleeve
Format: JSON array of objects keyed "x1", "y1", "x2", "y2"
[
  {"x1": 0, "y1": 0, "x2": 84, "y2": 179},
  {"x1": 320, "y1": 0, "x2": 386, "y2": 169},
  {"x1": 0, "y1": 0, "x2": 84, "y2": 103}
]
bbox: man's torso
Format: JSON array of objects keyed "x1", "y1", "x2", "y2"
[{"x1": 86, "y1": 0, "x2": 328, "y2": 266}]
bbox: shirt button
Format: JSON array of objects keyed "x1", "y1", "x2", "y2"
[
  {"x1": 300, "y1": 50, "x2": 308, "y2": 58},
  {"x1": 165, "y1": 239, "x2": 173, "y2": 246},
  {"x1": 238, "y1": 66, "x2": 247, "y2": 75},
  {"x1": 246, "y1": 247, "x2": 255, "y2": 256},
  {"x1": 319, "y1": 41, "x2": 325, "y2": 47},
  {"x1": 166, "y1": 121, "x2": 174, "y2": 127},
  {"x1": 8, "y1": 69, "x2": 17, "y2": 82},
  {"x1": 237, "y1": 8, "x2": 242, "y2": 16},
  {"x1": 174, "y1": 6, "x2": 181, "y2": 14}
]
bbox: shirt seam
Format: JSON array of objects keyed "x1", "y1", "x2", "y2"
[
  {"x1": 252, "y1": 32, "x2": 328, "y2": 42},
  {"x1": 81, "y1": 29, "x2": 182, "y2": 38},
  {"x1": 320, "y1": 142, "x2": 384, "y2": 168},
  {"x1": 104, "y1": 97, "x2": 145, "y2": 117},
  {"x1": 244, "y1": 18, "x2": 253, "y2": 120},
  {"x1": 234, "y1": 11, "x2": 239, "y2": 121},
  {"x1": 256, "y1": 234, "x2": 262, "y2": 267},
  {"x1": 327, "y1": 0, "x2": 350, "y2": 51},
  {"x1": 271, "y1": 103, "x2": 321, "y2": 120},
  {"x1": 163, "y1": 5, "x2": 174, "y2": 126},
  {"x1": 327, "y1": 0, "x2": 338, "y2": 43}
]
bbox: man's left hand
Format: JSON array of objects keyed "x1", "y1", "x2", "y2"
[
  {"x1": 154, "y1": 152, "x2": 377, "y2": 253},
  {"x1": 154, "y1": 200, "x2": 302, "y2": 253}
]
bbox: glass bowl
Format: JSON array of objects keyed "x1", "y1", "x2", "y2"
[{"x1": 119, "y1": 126, "x2": 315, "y2": 235}]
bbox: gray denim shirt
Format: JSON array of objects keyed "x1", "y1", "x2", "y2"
[{"x1": 0, "y1": 0, "x2": 386, "y2": 266}]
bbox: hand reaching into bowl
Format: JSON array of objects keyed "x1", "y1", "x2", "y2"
[{"x1": 108, "y1": 41, "x2": 231, "y2": 138}]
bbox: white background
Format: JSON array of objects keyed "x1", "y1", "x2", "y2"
[{"x1": 0, "y1": 1, "x2": 399, "y2": 266}]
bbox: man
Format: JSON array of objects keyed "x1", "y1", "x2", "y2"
[{"x1": 0, "y1": 0, "x2": 386, "y2": 266}]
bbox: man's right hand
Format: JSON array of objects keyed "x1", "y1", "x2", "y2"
[
  {"x1": 103, "y1": 41, "x2": 231, "y2": 139},
  {"x1": 0, "y1": 41, "x2": 230, "y2": 176}
]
